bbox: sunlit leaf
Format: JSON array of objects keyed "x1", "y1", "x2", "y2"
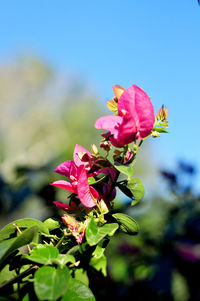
[
  {"x1": 112, "y1": 213, "x2": 139, "y2": 235},
  {"x1": 61, "y1": 278, "x2": 95, "y2": 301},
  {"x1": 34, "y1": 266, "x2": 70, "y2": 300}
]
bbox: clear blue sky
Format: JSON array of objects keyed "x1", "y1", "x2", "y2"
[{"x1": 0, "y1": 0, "x2": 200, "y2": 181}]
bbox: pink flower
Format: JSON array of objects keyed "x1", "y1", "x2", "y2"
[
  {"x1": 51, "y1": 145, "x2": 99, "y2": 208},
  {"x1": 95, "y1": 84, "x2": 155, "y2": 147}
]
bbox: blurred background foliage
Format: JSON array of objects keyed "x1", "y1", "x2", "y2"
[
  {"x1": 0, "y1": 55, "x2": 101, "y2": 226},
  {"x1": 1, "y1": 56, "x2": 200, "y2": 300}
]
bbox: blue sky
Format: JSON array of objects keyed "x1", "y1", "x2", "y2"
[{"x1": 1, "y1": 0, "x2": 200, "y2": 182}]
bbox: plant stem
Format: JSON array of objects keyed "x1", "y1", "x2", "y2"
[
  {"x1": 55, "y1": 235, "x2": 65, "y2": 249},
  {"x1": 0, "y1": 265, "x2": 38, "y2": 290}
]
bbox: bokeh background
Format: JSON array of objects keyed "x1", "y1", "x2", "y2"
[{"x1": 0, "y1": 1, "x2": 200, "y2": 300}]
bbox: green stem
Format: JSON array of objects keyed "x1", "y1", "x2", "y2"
[
  {"x1": 0, "y1": 265, "x2": 38, "y2": 290},
  {"x1": 55, "y1": 235, "x2": 65, "y2": 249}
]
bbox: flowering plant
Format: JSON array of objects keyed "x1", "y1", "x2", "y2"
[{"x1": 0, "y1": 84, "x2": 168, "y2": 300}]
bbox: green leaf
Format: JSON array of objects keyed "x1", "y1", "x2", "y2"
[
  {"x1": 52, "y1": 254, "x2": 75, "y2": 268},
  {"x1": 117, "y1": 182, "x2": 135, "y2": 199},
  {"x1": 74, "y1": 268, "x2": 89, "y2": 286},
  {"x1": 153, "y1": 126, "x2": 168, "y2": 133},
  {"x1": 114, "y1": 164, "x2": 134, "y2": 179},
  {"x1": 112, "y1": 213, "x2": 139, "y2": 235},
  {"x1": 0, "y1": 226, "x2": 38, "y2": 270},
  {"x1": 86, "y1": 219, "x2": 118, "y2": 246},
  {"x1": 43, "y1": 218, "x2": 60, "y2": 231},
  {"x1": 25, "y1": 245, "x2": 59, "y2": 265},
  {"x1": 90, "y1": 254, "x2": 107, "y2": 276},
  {"x1": 34, "y1": 266, "x2": 70, "y2": 300},
  {"x1": 0, "y1": 219, "x2": 49, "y2": 242},
  {"x1": 0, "y1": 264, "x2": 16, "y2": 285},
  {"x1": 22, "y1": 294, "x2": 29, "y2": 301},
  {"x1": 88, "y1": 177, "x2": 96, "y2": 185},
  {"x1": 127, "y1": 177, "x2": 145, "y2": 205},
  {"x1": 61, "y1": 278, "x2": 95, "y2": 301}
]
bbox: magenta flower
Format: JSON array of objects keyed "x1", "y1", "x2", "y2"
[
  {"x1": 95, "y1": 84, "x2": 155, "y2": 147},
  {"x1": 51, "y1": 145, "x2": 99, "y2": 208}
]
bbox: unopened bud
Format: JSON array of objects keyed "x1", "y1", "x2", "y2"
[
  {"x1": 112, "y1": 85, "x2": 125, "y2": 100},
  {"x1": 62, "y1": 214, "x2": 79, "y2": 232},
  {"x1": 99, "y1": 199, "x2": 109, "y2": 214},
  {"x1": 106, "y1": 99, "x2": 118, "y2": 112},
  {"x1": 91, "y1": 144, "x2": 99, "y2": 155},
  {"x1": 124, "y1": 151, "x2": 133, "y2": 164},
  {"x1": 100, "y1": 141, "x2": 111, "y2": 152},
  {"x1": 156, "y1": 105, "x2": 169, "y2": 121}
]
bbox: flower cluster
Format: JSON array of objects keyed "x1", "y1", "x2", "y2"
[{"x1": 51, "y1": 84, "x2": 169, "y2": 244}]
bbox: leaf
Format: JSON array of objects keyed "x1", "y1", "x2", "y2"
[
  {"x1": 112, "y1": 213, "x2": 139, "y2": 235},
  {"x1": 74, "y1": 268, "x2": 89, "y2": 286},
  {"x1": 0, "y1": 226, "x2": 38, "y2": 270},
  {"x1": 25, "y1": 245, "x2": 59, "y2": 265},
  {"x1": 86, "y1": 218, "x2": 118, "y2": 246},
  {"x1": 127, "y1": 177, "x2": 145, "y2": 205},
  {"x1": 153, "y1": 126, "x2": 168, "y2": 133},
  {"x1": 114, "y1": 164, "x2": 134, "y2": 179},
  {"x1": 52, "y1": 254, "x2": 75, "y2": 268},
  {"x1": 0, "y1": 219, "x2": 49, "y2": 242},
  {"x1": 0, "y1": 263, "x2": 16, "y2": 285},
  {"x1": 90, "y1": 254, "x2": 107, "y2": 276},
  {"x1": 22, "y1": 294, "x2": 29, "y2": 301},
  {"x1": 43, "y1": 218, "x2": 60, "y2": 231},
  {"x1": 61, "y1": 278, "x2": 95, "y2": 301},
  {"x1": 34, "y1": 266, "x2": 70, "y2": 300},
  {"x1": 117, "y1": 182, "x2": 135, "y2": 199},
  {"x1": 88, "y1": 177, "x2": 96, "y2": 185}
]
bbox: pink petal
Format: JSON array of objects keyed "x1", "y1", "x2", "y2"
[
  {"x1": 54, "y1": 160, "x2": 73, "y2": 177},
  {"x1": 51, "y1": 180, "x2": 75, "y2": 193},
  {"x1": 118, "y1": 85, "x2": 154, "y2": 140},
  {"x1": 53, "y1": 201, "x2": 71, "y2": 211},
  {"x1": 95, "y1": 115, "x2": 122, "y2": 136},
  {"x1": 77, "y1": 166, "x2": 98, "y2": 208},
  {"x1": 69, "y1": 161, "x2": 78, "y2": 179},
  {"x1": 73, "y1": 144, "x2": 92, "y2": 169}
]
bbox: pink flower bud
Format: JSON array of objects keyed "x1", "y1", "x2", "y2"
[{"x1": 124, "y1": 151, "x2": 133, "y2": 164}]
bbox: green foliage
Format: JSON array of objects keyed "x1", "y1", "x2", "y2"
[
  {"x1": 86, "y1": 218, "x2": 119, "y2": 246},
  {"x1": 43, "y1": 219, "x2": 60, "y2": 231},
  {"x1": 112, "y1": 213, "x2": 139, "y2": 235},
  {"x1": 25, "y1": 245, "x2": 59, "y2": 265},
  {"x1": 114, "y1": 164, "x2": 134, "y2": 179},
  {"x1": 61, "y1": 278, "x2": 95, "y2": 301},
  {"x1": 0, "y1": 226, "x2": 38, "y2": 270},
  {"x1": 34, "y1": 266, "x2": 70, "y2": 300},
  {"x1": 0, "y1": 219, "x2": 49, "y2": 242},
  {"x1": 127, "y1": 177, "x2": 145, "y2": 205}
]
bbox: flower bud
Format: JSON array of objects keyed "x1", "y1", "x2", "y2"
[
  {"x1": 62, "y1": 214, "x2": 79, "y2": 232},
  {"x1": 100, "y1": 141, "x2": 111, "y2": 152},
  {"x1": 106, "y1": 99, "x2": 118, "y2": 112},
  {"x1": 124, "y1": 151, "x2": 133, "y2": 164},
  {"x1": 156, "y1": 105, "x2": 169, "y2": 121},
  {"x1": 99, "y1": 199, "x2": 109, "y2": 214},
  {"x1": 112, "y1": 85, "x2": 125, "y2": 100},
  {"x1": 91, "y1": 144, "x2": 99, "y2": 155}
]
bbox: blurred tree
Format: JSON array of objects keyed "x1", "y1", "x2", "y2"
[{"x1": 0, "y1": 55, "x2": 101, "y2": 226}]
